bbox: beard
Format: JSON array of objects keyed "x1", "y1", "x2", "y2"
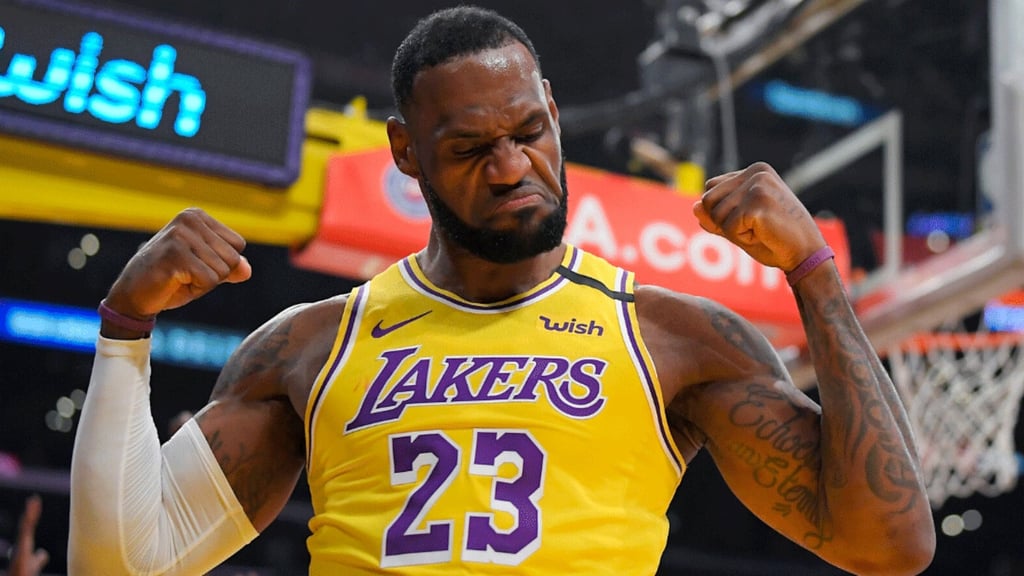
[{"x1": 421, "y1": 163, "x2": 569, "y2": 264}]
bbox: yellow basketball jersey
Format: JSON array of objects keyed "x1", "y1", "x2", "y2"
[{"x1": 304, "y1": 245, "x2": 684, "y2": 574}]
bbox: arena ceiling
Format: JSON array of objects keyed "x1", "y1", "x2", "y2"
[{"x1": 85, "y1": 0, "x2": 991, "y2": 211}]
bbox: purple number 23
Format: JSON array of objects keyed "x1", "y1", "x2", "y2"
[{"x1": 382, "y1": 430, "x2": 546, "y2": 567}]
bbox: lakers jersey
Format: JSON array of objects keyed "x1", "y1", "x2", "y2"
[{"x1": 304, "y1": 245, "x2": 685, "y2": 574}]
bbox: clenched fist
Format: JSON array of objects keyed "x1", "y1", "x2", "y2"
[
  {"x1": 102, "y1": 208, "x2": 252, "y2": 333},
  {"x1": 693, "y1": 162, "x2": 827, "y2": 272}
]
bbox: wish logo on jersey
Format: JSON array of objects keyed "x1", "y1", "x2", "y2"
[
  {"x1": 345, "y1": 346, "x2": 607, "y2": 432},
  {"x1": 538, "y1": 315, "x2": 604, "y2": 336}
]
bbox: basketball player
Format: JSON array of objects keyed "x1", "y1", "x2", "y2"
[{"x1": 68, "y1": 6, "x2": 935, "y2": 575}]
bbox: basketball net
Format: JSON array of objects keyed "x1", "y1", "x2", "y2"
[{"x1": 886, "y1": 320, "x2": 1024, "y2": 508}]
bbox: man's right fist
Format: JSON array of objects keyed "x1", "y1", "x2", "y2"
[{"x1": 103, "y1": 208, "x2": 252, "y2": 321}]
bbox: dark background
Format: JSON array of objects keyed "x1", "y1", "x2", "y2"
[{"x1": 3, "y1": 1, "x2": 1021, "y2": 574}]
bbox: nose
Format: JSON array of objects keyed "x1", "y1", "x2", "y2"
[{"x1": 484, "y1": 137, "x2": 531, "y2": 188}]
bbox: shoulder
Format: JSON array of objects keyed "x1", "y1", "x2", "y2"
[
  {"x1": 210, "y1": 293, "x2": 350, "y2": 408},
  {"x1": 246, "y1": 293, "x2": 350, "y2": 364},
  {"x1": 633, "y1": 283, "x2": 710, "y2": 329},
  {"x1": 633, "y1": 285, "x2": 787, "y2": 400},
  {"x1": 633, "y1": 284, "x2": 793, "y2": 459},
  {"x1": 633, "y1": 283, "x2": 734, "y2": 358},
  {"x1": 266, "y1": 293, "x2": 350, "y2": 340}
]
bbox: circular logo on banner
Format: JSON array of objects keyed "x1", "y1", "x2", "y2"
[{"x1": 382, "y1": 164, "x2": 430, "y2": 221}]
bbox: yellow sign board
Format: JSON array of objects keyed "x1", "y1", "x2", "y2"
[{"x1": 0, "y1": 104, "x2": 390, "y2": 246}]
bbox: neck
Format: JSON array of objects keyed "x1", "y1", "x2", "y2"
[{"x1": 417, "y1": 231, "x2": 566, "y2": 303}]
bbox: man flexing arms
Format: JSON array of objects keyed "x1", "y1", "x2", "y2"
[{"x1": 69, "y1": 6, "x2": 934, "y2": 575}]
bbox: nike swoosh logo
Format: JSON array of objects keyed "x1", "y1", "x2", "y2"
[{"x1": 371, "y1": 310, "x2": 433, "y2": 338}]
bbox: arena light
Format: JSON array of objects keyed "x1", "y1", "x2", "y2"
[
  {"x1": 906, "y1": 211, "x2": 975, "y2": 240},
  {"x1": 983, "y1": 302, "x2": 1024, "y2": 332},
  {"x1": 0, "y1": 298, "x2": 245, "y2": 370},
  {"x1": 758, "y1": 79, "x2": 874, "y2": 127},
  {"x1": 0, "y1": 298, "x2": 97, "y2": 352}
]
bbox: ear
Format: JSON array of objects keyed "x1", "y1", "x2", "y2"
[
  {"x1": 386, "y1": 117, "x2": 420, "y2": 179},
  {"x1": 543, "y1": 79, "x2": 560, "y2": 137}
]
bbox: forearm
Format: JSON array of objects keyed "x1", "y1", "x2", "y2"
[
  {"x1": 793, "y1": 263, "x2": 933, "y2": 570},
  {"x1": 69, "y1": 336, "x2": 257, "y2": 575}
]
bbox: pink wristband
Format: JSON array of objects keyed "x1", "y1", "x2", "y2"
[
  {"x1": 97, "y1": 299, "x2": 156, "y2": 332},
  {"x1": 786, "y1": 246, "x2": 835, "y2": 287}
]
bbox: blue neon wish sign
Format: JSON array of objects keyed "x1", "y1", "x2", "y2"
[
  {"x1": 0, "y1": 28, "x2": 206, "y2": 137},
  {"x1": 0, "y1": 0, "x2": 311, "y2": 187}
]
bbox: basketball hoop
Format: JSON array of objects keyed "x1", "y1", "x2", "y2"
[{"x1": 886, "y1": 321, "x2": 1024, "y2": 508}]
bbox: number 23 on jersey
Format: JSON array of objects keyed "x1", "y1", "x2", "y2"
[{"x1": 383, "y1": 429, "x2": 546, "y2": 567}]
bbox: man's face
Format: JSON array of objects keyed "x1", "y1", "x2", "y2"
[{"x1": 398, "y1": 42, "x2": 566, "y2": 263}]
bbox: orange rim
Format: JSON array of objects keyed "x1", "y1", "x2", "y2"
[{"x1": 890, "y1": 331, "x2": 1024, "y2": 354}]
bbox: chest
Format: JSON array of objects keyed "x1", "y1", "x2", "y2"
[{"x1": 337, "y1": 303, "x2": 626, "y2": 431}]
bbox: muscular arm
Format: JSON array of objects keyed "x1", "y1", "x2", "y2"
[
  {"x1": 791, "y1": 262, "x2": 933, "y2": 564},
  {"x1": 68, "y1": 208, "x2": 344, "y2": 574},
  {"x1": 193, "y1": 298, "x2": 335, "y2": 530},
  {"x1": 69, "y1": 296, "x2": 342, "y2": 575},
  {"x1": 192, "y1": 294, "x2": 345, "y2": 530},
  {"x1": 641, "y1": 274, "x2": 933, "y2": 576}
]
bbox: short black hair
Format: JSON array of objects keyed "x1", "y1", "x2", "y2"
[{"x1": 391, "y1": 6, "x2": 541, "y2": 116}]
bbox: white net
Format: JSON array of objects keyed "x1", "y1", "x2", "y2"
[{"x1": 886, "y1": 321, "x2": 1024, "y2": 508}]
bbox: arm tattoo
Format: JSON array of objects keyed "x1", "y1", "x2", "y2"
[
  {"x1": 207, "y1": 429, "x2": 277, "y2": 514},
  {"x1": 727, "y1": 384, "x2": 820, "y2": 471},
  {"x1": 726, "y1": 384, "x2": 833, "y2": 549},
  {"x1": 795, "y1": 289, "x2": 923, "y2": 512},
  {"x1": 727, "y1": 440, "x2": 834, "y2": 549},
  {"x1": 700, "y1": 287, "x2": 924, "y2": 548},
  {"x1": 212, "y1": 320, "x2": 294, "y2": 397},
  {"x1": 702, "y1": 300, "x2": 787, "y2": 380}
]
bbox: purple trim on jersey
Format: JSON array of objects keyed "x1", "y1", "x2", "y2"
[
  {"x1": 565, "y1": 245, "x2": 580, "y2": 270},
  {"x1": 617, "y1": 272, "x2": 683, "y2": 473},
  {"x1": 400, "y1": 246, "x2": 580, "y2": 312},
  {"x1": 307, "y1": 285, "x2": 368, "y2": 459}
]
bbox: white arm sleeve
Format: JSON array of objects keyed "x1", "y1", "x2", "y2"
[{"x1": 69, "y1": 336, "x2": 258, "y2": 575}]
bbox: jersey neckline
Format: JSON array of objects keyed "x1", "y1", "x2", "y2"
[{"x1": 398, "y1": 245, "x2": 581, "y2": 313}]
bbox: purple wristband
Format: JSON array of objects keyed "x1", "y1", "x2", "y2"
[
  {"x1": 786, "y1": 246, "x2": 835, "y2": 287},
  {"x1": 97, "y1": 299, "x2": 156, "y2": 332}
]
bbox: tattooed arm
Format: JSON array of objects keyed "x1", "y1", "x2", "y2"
[
  {"x1": 194, "y1": 297, "x2": 341, "y2": 529},
  {"x1": 663, "y1": 158, "x2": 937, "y2": 569},
  {"x1": 637, "y1": 162, "x2": 934, "y2": 575},
  {"x1": 641, "y1": 283, "x2": 932, "y2": 576},
  {"x1": 69, "y1": 209, "x2": 339, "y2": 574},
  {"x1": 70, "y1": 298, "x2": 340, "y2": 574}
]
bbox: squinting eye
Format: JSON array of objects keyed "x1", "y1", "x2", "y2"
[
  {"x1": 520, "y1": 128, "x2": 544, "y2": 143},
  {"x1": 454, "y1": 145, "x2": 486, "y2": 158}
]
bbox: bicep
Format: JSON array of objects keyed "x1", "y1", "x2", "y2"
[
  {"x1": 193, "y1": 396, "x2": 305, "y2": 531},
  {"x1": 667, "y1": 298, "x2": 832, "y2": 550},
  {"x1": 192, "y1": 311, "x2": 312, "y2": 530},
  {"x1": 684, "y1": 377, "x2": 831, "y2": 550}
]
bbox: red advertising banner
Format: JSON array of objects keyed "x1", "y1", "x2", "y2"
[{"x1": 292, "y1": 148, "x2": 850, "y2": 346}]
